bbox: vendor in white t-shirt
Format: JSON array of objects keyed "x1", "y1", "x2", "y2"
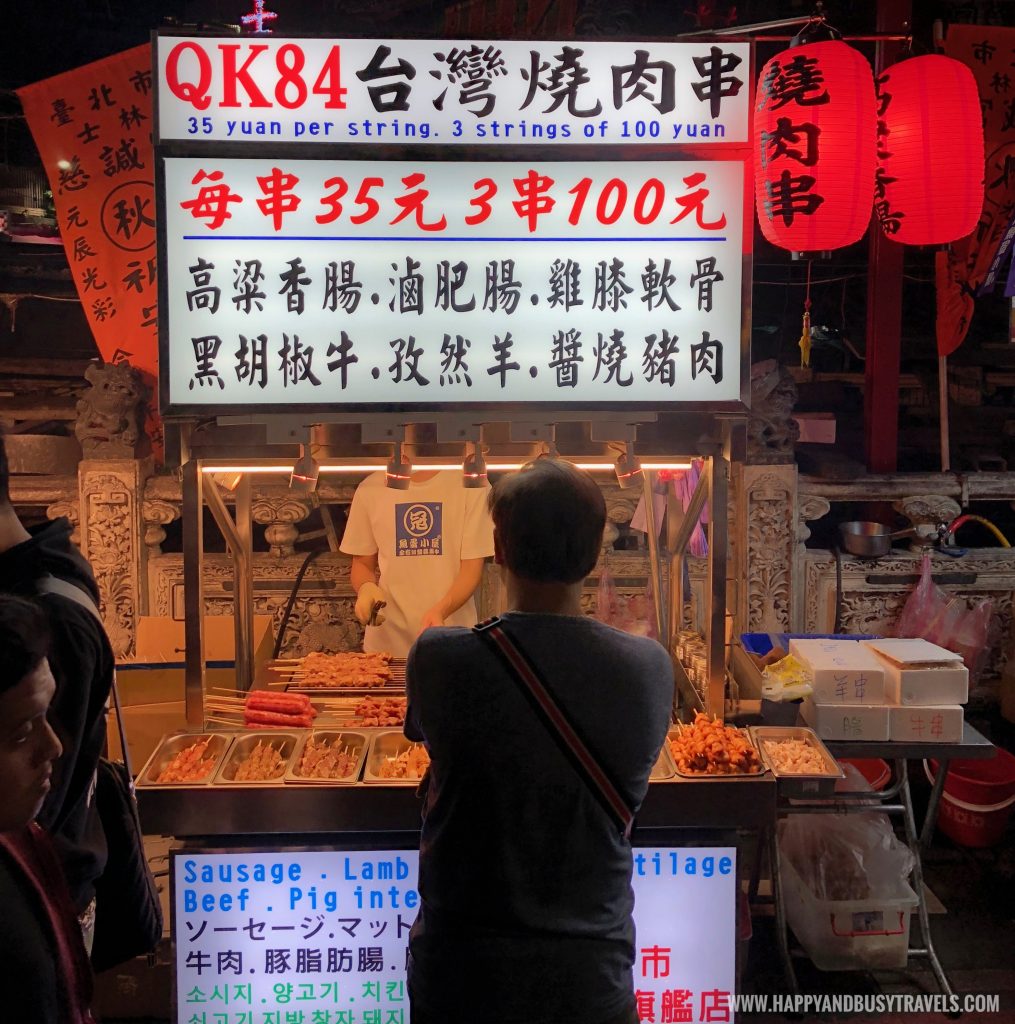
[{"x1": 340, "y1": 470, "x2": 495, "y2": 657}]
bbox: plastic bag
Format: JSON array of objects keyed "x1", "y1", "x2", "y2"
[
  {"x1": 929, "y1": 596, "x2": 994, "y2": 683},
  {"x1": 895, "y1": 552, "x2": 948, "y2": 639},
  {"x1": 761, "y1": 654, "x2": 813, "y2": 702},
  {"x1": 595, "y1": 561, "x2": 620, "y2": 626},
  {"x1": 778, "y1": 810, "x2": 915, "y2": 902},
  {"x1": 594, "y1": 560, "x2": 657, "y2": 639}
]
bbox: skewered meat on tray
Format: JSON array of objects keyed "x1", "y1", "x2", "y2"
[
  {"x1": 233, "y1": 741, "x2": 287, "y2": 781},
  {"x1": 377, "y1": 744, "x2": 430, "y2": 780},
  {"x1": 295, "y1": 651, "x2": 393, "y2": 688},
  {"x1": 243, "y1": 690, "x2": 316, "y2": 729},
  {"x1": 668, "y1": 713, "x2": 762, "y2": 776},
  {"x1": 156, "y1": 738, "x2": 218, "y2": 783},
  {"x1": 350, "y1": 696, "x2": 407, "y2": 727},
  {"x1": 297, "y1": 736, "x2": 359, "y2": 780}
]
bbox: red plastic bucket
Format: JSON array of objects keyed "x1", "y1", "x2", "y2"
[
  {"x1": 840, "y1": 758, "x2": 891, "y2": 792},
  {"x1": 924, "y1": 749, "x2": 1015, "y2": 848}
]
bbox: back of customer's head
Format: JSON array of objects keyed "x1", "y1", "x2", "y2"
[
  {"x1": 489, "y1": 459, "x2": 605, "y2": 584},
  {"x1": 0, "y1": 595, "x2": 61, "y2": 831}
]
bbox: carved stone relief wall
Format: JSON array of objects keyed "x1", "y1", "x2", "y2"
[
  {"x1": 742, "y1": 465, "x2": 796, "y2": 634},
  {"x1": 804, "y1": 550, "x2": 1015, "y2": 699},
  {"x1": 149, "y1": 553, "x2": 363, "y2": 658},
  {"x1": 77, "y1": 460, "x2": 148, "y2": 658},
  {"x1": 46, "y1": 498, "x2": 81, "y2": 546},
  {"x1": 251, "y1": 492, "x2": 315, "y2": 557}
]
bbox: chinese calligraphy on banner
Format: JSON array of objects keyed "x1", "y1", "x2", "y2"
[
  {"x1": 18, "y1": 44, "x2": 158, "y2": 375},
  {"x1": 173, "y1": 847, "x2": 737, "y2": 1024},
  {"x1": 162, "y1": 158, "x2": 742, "y2": 411},
  {"x1": 155, "y1": 37, "x2": 749, "y2": 146},
  {"x1": 936, "y1": 25, "x2": 1015, "y2": 356}
]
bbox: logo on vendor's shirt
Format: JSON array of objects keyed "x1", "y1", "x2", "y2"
[{"x1": 395, "y1": 502, "x2": 442, "y2": 557}]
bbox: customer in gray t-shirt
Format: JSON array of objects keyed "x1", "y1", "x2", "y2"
[{"x1": 405, "y1": 458, "x2": 674, "y2": 1024}]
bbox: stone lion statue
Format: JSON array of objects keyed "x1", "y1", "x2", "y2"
[
  {"x1": 74, "y1": 361, "x2": 149, "y2": 459},
  {"x1": 748, "y1": 360, "x2": 799, "y2": 465}
]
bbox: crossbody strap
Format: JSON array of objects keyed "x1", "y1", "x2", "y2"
[
  {"x1": 474, "y1": 616, "x2": 635, "y2": 839},
  {"x1": 36, "y1": 574, "x2": 133, "y2": 784}
]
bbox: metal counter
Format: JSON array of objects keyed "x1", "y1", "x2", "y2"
[{"x1": 138, "y1": 773, "x2": 776, "y2": 838}]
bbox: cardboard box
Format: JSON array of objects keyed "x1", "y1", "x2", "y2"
[
  {"x1": 801, "y1": 699, "x2": 891, "y2": 742},
  {"x1": 107, "y1": 701, "x2": 188, "y2": 769},
  {"x1": 792, "y1": 412, "x2": 836, "y2": 444},
  {"x1": 112, "y1": 616, "x2": 273, "y2": 765},
  {"x1": 789, "y1": 639, "x2": 885, "y2": 704},
  {"x1": 888, "y1": 705, "x2": 964, "y2": 744},
  {"x1": 116, "y1": 615, "x2": 274, "y2": 705},
  {"x1": 862, "y1": 639, "x2": 969, "y2": 706}
]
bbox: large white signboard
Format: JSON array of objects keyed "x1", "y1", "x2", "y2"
[
  {"x1": 156, "y1": 37, "x2": 750, "y2": 146},
  {"x1": 162, "y1": 157, "x2": 742, "y2": 412},
  {"x1": 173, "y1": 847, "x2": 737, "y2": 1023}
]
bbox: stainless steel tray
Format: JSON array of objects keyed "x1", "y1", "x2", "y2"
[
  {"x1": 137, "y1": 732, "x2": 232, "y2": 788},
  {"x1": 286, "y1": 730, "x2": 368, "y2": 784},
  {"x1": 650, "y1": 744, "x2": 676, "y2": 781},
  {"x1": 363, "y1": 730, "x2": 430, "y2": 786},
  {"x1": 214, "y1": 732, "x2": 300, "y2": 785},
  {"x1": 667, "y1": 724, "x2": 766, "y2": 780},
  {"x1": 751, "y1": 725, "x2": 844, "y2": 797}
]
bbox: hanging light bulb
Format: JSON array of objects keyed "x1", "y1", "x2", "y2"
[
  {"x1": 289, "y1": 445, "x2": 319, "y2": 493},
  {"x1": 385, "y1": 442, "x2": 412, "y2": 490},
  {"x1": 614, "y1": 442, "x2": 642, "y2": 489},
  {"x1": 462, "y1": 442, "x2": 487, "y2": 488}
]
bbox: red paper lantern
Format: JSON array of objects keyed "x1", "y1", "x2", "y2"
[
  {"x1": 754, "y1": 41, "x2": 877, "y2": 252},
  {"x1": 875, "y1": 55, "x2": 983, "y2": 245}
]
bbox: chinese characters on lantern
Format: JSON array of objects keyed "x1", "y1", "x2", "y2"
[
  {"x1": 156, "y1": 38, "x2": 749, "y2": 145},
  {"x1": 163, "y1": 158, "x2": 743, "y2": 409},
  {"x1": 753, "y1": 41, "x2": 877, "y2": 253},
  {"x1": 174, "y1": 848, "x2": 737, "y2": 1024}
]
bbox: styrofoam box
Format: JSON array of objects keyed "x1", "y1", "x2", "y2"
[
  {"x1": 888, "y1": 705, "x2": 964, "y2": 743},
  {"x1": 862, "y1": 639, "x2": 969, "y2": 706},
  {"x1": 801, "y1": 699, "x2": 891, "y2": 742},
  {"x1": 789, "y1": 639, "x2": 885, "y2": 704}
]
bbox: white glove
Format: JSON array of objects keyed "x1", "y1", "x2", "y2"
[{"x1": 354, "y1": 581, "x2": 388, "y2": 627}]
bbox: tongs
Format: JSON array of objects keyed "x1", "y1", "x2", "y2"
[{"x1": 367, "y1": 599, "x2": 387, "y2": 627}]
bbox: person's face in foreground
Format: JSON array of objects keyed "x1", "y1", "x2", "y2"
[{"x1": 0, "y1": 659, "x2": 62, "y2": 832}]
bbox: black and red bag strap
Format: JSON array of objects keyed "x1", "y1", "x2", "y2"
[{"x1": 474, "y1": 616, "x2": 635, "y2": 840}]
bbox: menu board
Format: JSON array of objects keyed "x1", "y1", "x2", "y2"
[
  {"x1": 155, "y1": 37, "x2": 750, "y2": 147},
  {"x1": 173, "y1": 846, "x2": 737, "y2": 1023},
  {"x1": 160, "y1": 157, "x2": 743, "y2": 413}
]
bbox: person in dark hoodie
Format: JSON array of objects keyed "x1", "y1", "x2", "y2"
[
  {"x1": 0, "y1": 431, "x2": 114, "y2": 944},
  {"x1": 0, "y1": 594, "x2": 96, "y2": 1023}
]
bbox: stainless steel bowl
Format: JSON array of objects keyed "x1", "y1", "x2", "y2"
[{"x1": 838, "y1": 521, "x2": 909, "y2": 558}]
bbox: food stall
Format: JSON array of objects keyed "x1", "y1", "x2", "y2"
[{"x1": 142, "y1": 30, "x2": 801, "y2": 1023}]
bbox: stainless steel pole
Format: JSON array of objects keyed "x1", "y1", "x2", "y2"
[
  {"x1": 640, "y1": 469, "x2": 666, "y2": 644},
  {"x1": 707, "y1": 454, "x2": 729, "y2": 718},
  {"x1": 235, "y1": 474, "x2": 254, "y2": 692},
  {"x1": 182, "y1": 458, "x2": 205, "y2": 727}
]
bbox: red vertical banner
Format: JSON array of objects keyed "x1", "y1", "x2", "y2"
[
  {"x1": 17, "y1": 44, "x2": 157, "y2": 377},
  {"x1": 936, "y1": 25, "x2": 1015, "y2": 356}
]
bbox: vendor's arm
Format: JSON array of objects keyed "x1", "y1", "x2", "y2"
[
  {"x1": 350, "y1": 553, "x2": 388, "y2": 626},
  {"x1": 419, "y1": 557, "x2": 486, "y2": 632},
  {"x1": 350, "y1": 552, "x2": 379, "y2": 592}
]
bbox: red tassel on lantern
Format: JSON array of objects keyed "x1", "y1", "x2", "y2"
[
  {"x1": 754, "y1": 40, "x2": 877, "y2": 253},
  {"x1": 875, "y1": 55, "x2": 984, "y2": 245}
]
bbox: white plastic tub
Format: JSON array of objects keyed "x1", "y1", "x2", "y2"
[{"x1": 780, "y1": 855, "x2": 918, "y2": 970}]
